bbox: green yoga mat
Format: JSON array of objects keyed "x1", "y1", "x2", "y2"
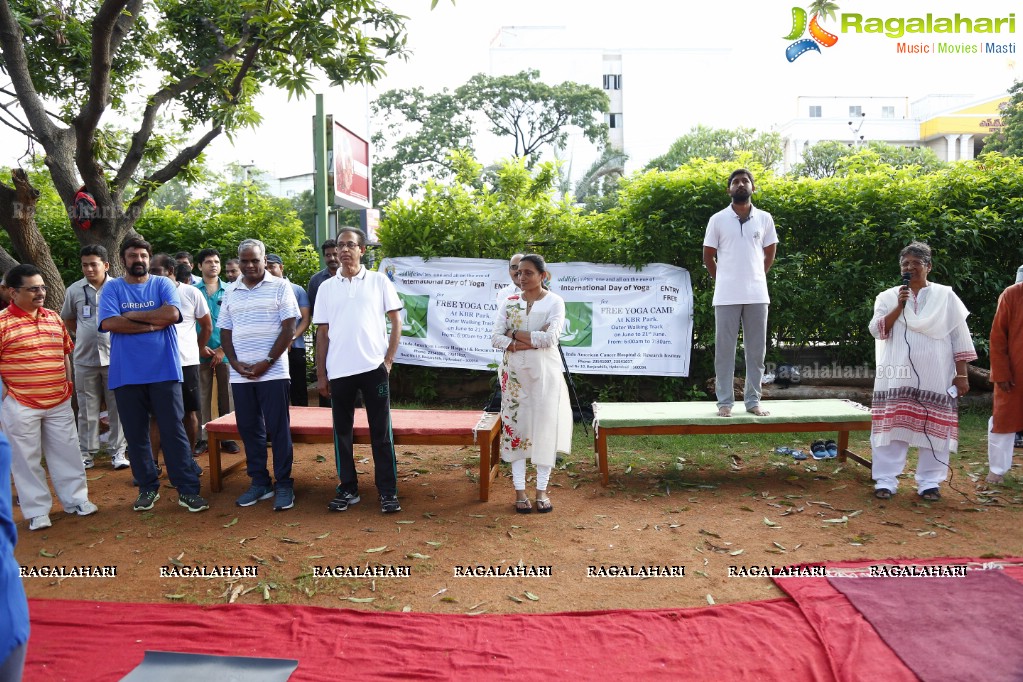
[{"x1": 592, "y1": 399, "x2": 871, "y2": 428}]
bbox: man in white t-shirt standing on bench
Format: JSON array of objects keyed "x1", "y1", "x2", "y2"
[{"x1": 702, "y1": 168, "x2": 778, "y2": 418}]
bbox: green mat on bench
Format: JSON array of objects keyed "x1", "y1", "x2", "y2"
[{"x1": 592, "y1": 399, "x2": 871, "y2": 428}]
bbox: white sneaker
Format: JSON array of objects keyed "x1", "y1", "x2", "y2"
[
  {"x1": 82, "y1": 456, "x2": 95, "y2": 470},
  {"x1": 69, "y1": 500, "x2": 99, "y2": 516},
  {"x1": 29, "y1": 515, "x2": 52, "y2": 531},
  {"x1": 111, "y1": 453, "x2": 130, "y2": 470}
]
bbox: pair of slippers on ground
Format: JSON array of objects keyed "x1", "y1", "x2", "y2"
[{"x1": 774, "y1": 439, "x2": 838, "y2": 461}]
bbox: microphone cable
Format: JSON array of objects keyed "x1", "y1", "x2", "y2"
[{"x1": 899, "y1": 284, "x2": 975, "y2": 503}]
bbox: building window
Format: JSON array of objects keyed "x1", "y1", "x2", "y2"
[
  {"x1": 606, "y1": 113, "x2": 622, "y2": 129},
  {"x1": 849, "y1": 105, "x2": 862, "y2": 117},
  {"x1": 603, "y1": 74, "x2": 622, "y2": 90},
  {"x1": 881, "y1": 106, "x2": 895, "y2": 119},
  {"x1": 808, "y1": 105, "x2": 822, "y2": 118}
]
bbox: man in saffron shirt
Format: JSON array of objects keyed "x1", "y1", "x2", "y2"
[{"x1": 0, "y1": 264, "x2": 98, "y2": 531}]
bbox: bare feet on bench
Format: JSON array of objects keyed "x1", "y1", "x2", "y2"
[
  {"x1": 747, "y1": 405, "x2": 770, "y2": 417},
  {"x1": 717, "y1": 406, "x2": 732, "y2": 417}
]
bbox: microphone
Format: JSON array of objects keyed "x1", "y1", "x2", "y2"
[{"x1": 900, "y1": 272, "x2": 911, "y2": 307}]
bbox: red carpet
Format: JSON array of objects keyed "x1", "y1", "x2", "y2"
[
  {"x1": 775, "y1": 557, "x2": 1023, "y2": 682},
  {"x1": 29, "y1": 557, "x2": 1021, "y2": 681},
  {"x1": 829, "y1": 569, "x2": 1023, "y2": 682},
  {"x1": 29, "y1": 598, "x2": 835, "y2": 681}
]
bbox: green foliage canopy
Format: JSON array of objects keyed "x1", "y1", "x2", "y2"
[
  {"x1": 983, "y1": 80, "x2": 1023, "y2": 157},
  {"x1": 372, "y1": 70, "x2": 609, "y2": 205},
  {"x1": 646, "y1": 125, "x2": 784, "y2": 172},
  {"x1": 380, "y1": 154, "x2": 1023, "y2": 369},
  {"x1": 790, "y1": 140, "x2": 944, "y2": 178}
]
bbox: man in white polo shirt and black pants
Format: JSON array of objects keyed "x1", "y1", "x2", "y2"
[
  {"x1": 315, "y1": 228, "x2": 404, "y2": 514},
  {"x1": 219, "y1": 239, "x2": 300, "y2": 511}
]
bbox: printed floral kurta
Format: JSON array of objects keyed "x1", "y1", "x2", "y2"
[{"x1": 491, "y1": 293, "x2": 572, "y2": 466}]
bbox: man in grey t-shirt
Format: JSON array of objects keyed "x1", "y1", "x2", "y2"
[{"x1": 61, "y1": 245, "x2": 127, "y2": 470}]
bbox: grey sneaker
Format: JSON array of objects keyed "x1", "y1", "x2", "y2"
[
  {"x1": 69, "y1": 500, "x2": 99, "y2": 516},
  {"x1": 327, "y1": 491, "x2": 360, "y2": 512},
  {"x1": 82, "y1": 456, "x2": 95, "y2": 470},
  {"x1": 273, "y1": 487, "x2": 295, "y2": 511},
  {"x1": 178, "y1": 494, "x2": 210, "y2": 513},
  {"x1": 28, "y1": 515, "x2": 52, "y2": 531},
  {"x1": 236, "y1": 484, "x2": 274, "y2": 507},
  {"x1": 133, "y1": 490, "x2": 159, "y2": 511}
]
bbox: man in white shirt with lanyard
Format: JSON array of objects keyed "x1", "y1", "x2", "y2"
[
  {"x1": 702, "y1": 168, "x2": 778, "y2": 418},
  {"x1": 61, "y1": 245, "x2": 127, "y2": 470},
  {"x1": 315, "y1": 228, "x2": 403, "y2": 514}
]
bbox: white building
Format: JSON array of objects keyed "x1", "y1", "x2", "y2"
[
  {"x1": 269, "y1": 173, "x2": 314, "y2": 199},
  {"x1": 778, "y1": 94, "x2": 1009, "y2": 171}
]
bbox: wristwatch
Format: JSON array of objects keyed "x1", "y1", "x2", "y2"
[{"x1": 264, "y1": 356, "x2": 276, "y2": 365}]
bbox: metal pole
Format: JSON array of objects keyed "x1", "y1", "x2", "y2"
[{"x1": 312, "y1": 94, "x2": 330, "y2": 265}]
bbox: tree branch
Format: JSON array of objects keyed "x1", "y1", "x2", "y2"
[
  {"x1": 0, "y1": 86, "x2": 68, "y2": 126},
  {"x1": 112, "y1": 36, "x2": 251, "y2": 192},
  {"x1": 76, "y1": 0, "x2": 132, "y2": 149},
  {"x1": 109, "y1": 0, "x2": 144, "y2": 55},
  {"x1": 0, "y1": 102, "x2": 35, "y2": 139},
  {"x1": 0, "y1": 0, "x2": 59, "y2": 146},
  {"x1": 124, "y1": 125, "x2": 222, "y2": 218}
]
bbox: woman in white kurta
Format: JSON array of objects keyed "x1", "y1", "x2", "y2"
[
  {"x1": 491, "y1": 254, "x2": 572, "y2": 514},
  {"x1": 868, "y1": 241, "x2": 976, "y2": 501}
]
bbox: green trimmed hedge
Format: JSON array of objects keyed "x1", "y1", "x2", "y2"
[{"x1": 380, "y1": 154, "x2": 1023, "y2": 371}]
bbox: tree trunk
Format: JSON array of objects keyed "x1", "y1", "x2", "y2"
[
  {"x1": 0, "y1": 168, "x2": 67, "y2": 310},
  {"x1": 967, "y1": 365, "x2": 991, "y2": 392},
  {"x1": 761, "y1": 384, "x2": 874, "y2": 403}
]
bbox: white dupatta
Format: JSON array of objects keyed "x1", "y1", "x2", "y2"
[{"x1": 878, "y1": 282, "x2": 969, "y2": 339}]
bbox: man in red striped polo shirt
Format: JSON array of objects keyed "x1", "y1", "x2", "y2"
[{"x1": 0, "y1": 264, "x2": 98, "y2": 531}]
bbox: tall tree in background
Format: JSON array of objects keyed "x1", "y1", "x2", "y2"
[
  {"x1": 983, "y1": 80, "x2": 1023, "y2": 157},
  {"x1": 645, "y1": 125, "x2": 784, "y2": 171},
  {"x1": 457, "y1": 70, "x2": 609, "y2": 163},
  {"x1": 0, "y1": 0, "x2": 410, "y2": 309},
  {"x1": 371, "y1": 87, "x2": 476, "y2": 205},
  {"x1": 372, "y1": 70, "x2": 609, "y2": 205},
  {"x1": 574, "y1": 147, "x2": 628, "y2": 211},
  {"x1": 790, "y1": 140, "x2": 944, "y2": 178}
]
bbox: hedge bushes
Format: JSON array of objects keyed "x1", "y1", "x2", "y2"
[{"x1": 380, "y1": 153, "x2": 1023, "y2": 371}]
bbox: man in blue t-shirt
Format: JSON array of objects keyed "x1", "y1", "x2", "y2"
[{"x1": 99, "y1": 237, "x2": 209, "y2": 514}]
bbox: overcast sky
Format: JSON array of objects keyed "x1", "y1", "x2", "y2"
[{"x1": 2, "y1": 0, "x2": 1020, "y2": 181}]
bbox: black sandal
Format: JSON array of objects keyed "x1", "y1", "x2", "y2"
[
  {"x1": 874, "y1": 488, "x2": 893, "y2": 500},
  {"x1": 535, "y1": 495, "x2": 552, "y2": 514},
  {"x1": 515, "y1": 498, "x2": 532, "y2": 514},
  {"x1": 919, "y1": 488, "x2": 941, "y2": 502}
]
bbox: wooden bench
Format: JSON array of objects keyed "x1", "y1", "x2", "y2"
[
  {"x1": 592, "y1": 399, "x2": 873, "y2": 486},
  {"x1": 205, "y1": 407, "x2": 502, "y2": 501}
]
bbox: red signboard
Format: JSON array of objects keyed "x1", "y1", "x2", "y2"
[{"x1": 333, "y1": 122, "x2": 371, "y2": 209}]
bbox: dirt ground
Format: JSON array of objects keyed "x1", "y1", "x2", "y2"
[{"x1": 14, "y1": 435, "x2": 1023, "y2": 615}]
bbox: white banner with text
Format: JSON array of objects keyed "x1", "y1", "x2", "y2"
[{"x1": 379, "y1": 257, "x2": 693, "y2": 376}]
